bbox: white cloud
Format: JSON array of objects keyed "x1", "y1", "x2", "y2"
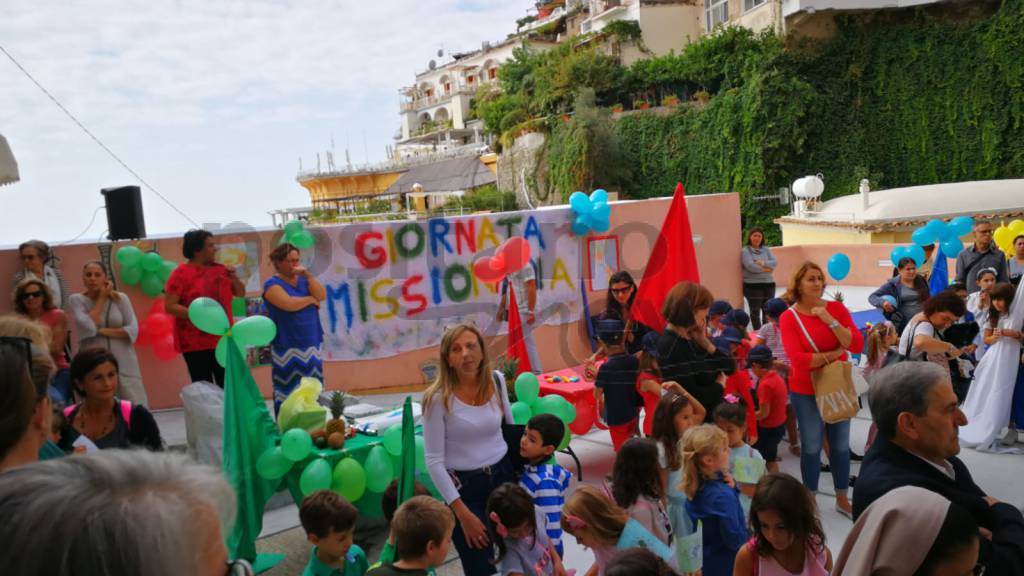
[{"x1": 0, "y1": 0, "x2": 533, "y2": 245}]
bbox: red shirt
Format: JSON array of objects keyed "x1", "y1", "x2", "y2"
[
  {"x1": 779, "y1": 301, "x2": 864, "y2": 396},
  {"x1": 40, "y1": 309, "x2": 69, "y2": 369},
  {"x1": 635, "y1": 371, "x2": 661, "y2": 436},
  {"x1": 756, "y1": 370, "x2": 788, "y2": 428},
  {"x1": 166, "y1": 263, "x2": 235, "y2": 353},
  {"x1": 724, "y1": 370, "x2": 757, "y2": 440}
]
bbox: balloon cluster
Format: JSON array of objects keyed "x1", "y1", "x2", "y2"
[
  {"x1": 188, "y1": 297, "x2": 277, "y2": 367},
  {"x1": 993, "y1": 220, "x2": 1024, "y2": 254},
  {"x1": 826, "y1": 253, "x2": 851, "y2": 281},
  {"x1": 116, "y1": 246, "x2": 178, "y2": 298},
  {"x1": 509, "y1": 373, "x2": 585, "y2": 448},
  {"x1": 136, "y1": 300, "x2": 177, "y2": 361},
  {"x1": 281, "y1": 220, "x2": 316, "y2": 250},
  {"x1": 906, "y1": 217, "x2": 973, "y2": 260},
  {"x1": 472, "y1": 237, "x2": 532, "y2": 283},
  {"x1": 256, "y1": 424, "x2": 428, "y2": 501},
  {"x1": 568, "y1": 189, "x2": 611, "y2": 236}
]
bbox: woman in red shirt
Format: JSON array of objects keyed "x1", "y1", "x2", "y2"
[
  {"x1": 165, "y1": 230, "x2": 245, "y2": 387},
  {"x1": 779, "y1": 261, "x2": 863, "y2": 519},
  {"x1": 15, "y1": 279, "x2": 71, "y2": 404}
]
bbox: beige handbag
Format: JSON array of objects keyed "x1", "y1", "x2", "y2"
[{"x1": 789, "y1": 308, "x2": 859, "y2": 424}]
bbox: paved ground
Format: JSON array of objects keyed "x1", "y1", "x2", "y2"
[{"x1": 150, "y1": 286, "x2": 1024, "y2": 574}]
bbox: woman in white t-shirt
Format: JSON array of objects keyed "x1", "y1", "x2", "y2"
[
  {"x1": 423, "y1": 323, "x2": 515, "y2": 576},
  {"x1": 898, "y1": 291, "x2": 969, "y2": 379}
]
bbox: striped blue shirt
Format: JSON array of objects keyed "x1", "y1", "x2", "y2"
[{"x1": 519, "y1": 463, "x2": 572, "y2": 554}]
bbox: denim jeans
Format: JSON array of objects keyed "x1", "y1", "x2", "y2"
[
  {"x1": 450, "y1": 456, "x2": 514, "y2": 576},
  {"x1": 790, "y1": 392, "x2": 850, "y2": 492}
]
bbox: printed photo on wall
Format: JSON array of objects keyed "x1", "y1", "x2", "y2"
[
  {"x1": 240, "y1": 296, "x2": 271, "y2": 367},
  {"x1": 216, "y1": 237, "x2": 261, "y2": 293}
]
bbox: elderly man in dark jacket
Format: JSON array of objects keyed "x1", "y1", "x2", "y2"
[{"x1": 854, "y1": 362, "x2": 1024, "y2": 575}]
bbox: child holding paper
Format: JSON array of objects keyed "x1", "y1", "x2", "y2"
[{"x1": 713, "y1": 397, "x2": 765, "y2": 516}]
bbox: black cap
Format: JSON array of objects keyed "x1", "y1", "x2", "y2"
[
  {"x1": 596, "y1": 318, "x2": 625, "y2": 345},
  {"x1": 719, "y1": 326, "x2": 744, "y2": 344},
  {"x1": 710, "y1": 300, "x2": 733, "y2": 317},
  {"x1": 746, "y1": 344, "x2": 774, "y2": 367},
  {"x1": 724, "y1": 309, "x2": 750, "y2": 328},
  {"x1": 763, "y1": 298, "x2": 788, "y2": 320},
  {"x1": 640, "y1": 330, "x2": 660, "y2": 355}
]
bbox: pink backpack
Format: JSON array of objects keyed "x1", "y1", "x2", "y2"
[{"x1": 64, "y1": 400, "x2": 132, "y2": 430}]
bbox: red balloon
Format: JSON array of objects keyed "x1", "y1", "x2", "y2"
[
  {"x1": 473, "y1": 257, "x2": 505, "y2": 283},
  {"x1": 149, "y1": 312, "x2": 174, "y2": 335},
  {"x1": 569, "y1": 399, "x2": 596, "y2": 435},
  {"x1": 136, "y1": 324, "x2": 153, "y2": 347},
  {"x1": 152, "y1": 334, "x2": 177, "y2": 361},
  {"x1": 498, "y1": 237, "x2": 531, "y2": 273},
  {"x1": 149, "y1": 299, "x2": 166, "y2": 315}
]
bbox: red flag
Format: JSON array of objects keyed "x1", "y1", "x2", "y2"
[
  {"x1": 506, "y1": 282, "x2": 532, "y2": 374},
  {"x1": 631, "y1": 183, "x2": 701, "y2": 330}
]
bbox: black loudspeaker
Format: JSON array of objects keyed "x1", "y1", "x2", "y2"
[{"x1": 101, "y1": 185, "x2": 146, "y2": 240}]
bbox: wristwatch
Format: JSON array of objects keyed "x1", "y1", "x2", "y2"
[{"x1": 829, "y1": 320, "x2": 840, "y2": 329}]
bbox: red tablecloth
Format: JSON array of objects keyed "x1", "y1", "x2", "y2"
[{"x1": 538, "y1": 365, "x2": 602, "y2": 434}]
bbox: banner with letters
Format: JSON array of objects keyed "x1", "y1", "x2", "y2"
[{"x1": 315, "y1": 209, "x2": 582, "y2": 361}]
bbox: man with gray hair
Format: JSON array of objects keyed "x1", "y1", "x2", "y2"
[
  {"x1": 0, "y1": 450, "x2": 251, "y2": 576},
  {"x1": 854, "y1": 362, "x2": 1024, "y2": 574},
  {"x1": 955, "y1": 219, "x2": 1008, "y2": 293}
]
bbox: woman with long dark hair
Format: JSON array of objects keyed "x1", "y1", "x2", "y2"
[
  {"x1": 868, "y1": 256, "x2": 930, "y2": 334},
  {"x1": 584, "y1": 271, "x2": 649, "y2": 378},
  {"x1": 741, "y1": 227, "x2": 777, "y2": 330}
]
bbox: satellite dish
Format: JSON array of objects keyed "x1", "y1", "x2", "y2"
[
  {"x1": 428, "y1": 60, "x2": 437, "y2": 70},
  {"x1": 792, "y1": 174, "x2": 824, "y2": 199}
]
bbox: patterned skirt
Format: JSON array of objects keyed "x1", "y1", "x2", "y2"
[{"x1": 271, "y1": 344, "x2": 323, "y2": 415}]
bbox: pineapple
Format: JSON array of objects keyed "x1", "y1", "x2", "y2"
[{"x1": 326, "y1": 391, "x2": 348, "y2": 437}]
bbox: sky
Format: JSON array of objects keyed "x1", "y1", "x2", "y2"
[{"x1": 0, "y1": 0, "x2": 534, "y2": 247}]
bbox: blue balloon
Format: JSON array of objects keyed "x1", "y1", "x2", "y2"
[
  {"x1": 925, "y1": 219, "x2": 948, "y2": 241},
  {"x1": 590, "y1": 189, "x2": 609, "y2": 204},
  {"x1": 881, "y1": 295, "x2": 897, "y2": 306},
  {"x1": 569, "y1": 191, "x2": 590, "y2": 214},
  {"x1": 571, "y1": 216, "x2": 591, "y2": 236},
  {"x1": 941, "y1": 237, "x2": 964, "y2": 259},
  {"x1": 890, "y1": 246, "x2": 909, "y2": 266},
  {"x1": 906, "y1": 245, "x2": 926, "y2": 267},
  {"x1": 592, "y1": 215, "x2": 610, "y2": 233},
  {"x1": 827, "y1": 253, "x2": 851, "y2": 281},
  {"x1": 592, "y1": 200, "x2": 610, "y2": 221},
  {"x1": 949, "y1": 216, "x2": 974, "y2": 237},
  {"x1": 911, "y1": 227, "x2": 935, "y2": 247}
]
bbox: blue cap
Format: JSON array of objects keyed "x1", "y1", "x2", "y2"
[
  {"x1": 763, "y1": 298, "x2": 788, "y2": 320},
  {"x1": 640, "y1": 330, "x2": 660, "y2": 355},
  {"x1": 710, "y1": 300, "x2": 733, "y2": 317},
  {"x1": 710, "y1": 336, "x2": 733, "y2": 353},
  {"x1": 746, "y1": 344, "x2": 774, "y2": 367},
  {"x1": 596, "y1": 318, "x2": 625, "y2": 344},
  {"x1": 724, "y1": 309, "x2": 750, "y2": 328},
  {"x1": 719, "y1": 326, "x2": 744, "y2": 344}
]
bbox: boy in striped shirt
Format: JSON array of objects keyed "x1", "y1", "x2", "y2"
[{"x1": 518, "y1": 413, "x2": 573, "y2": 556}]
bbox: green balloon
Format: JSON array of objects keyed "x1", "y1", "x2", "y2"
[
  {"x1": 141, "y1": 252, "x2": 163, "y2": 272},
  {"x1": 364, "y1": 446, "x2": 394, "y2": 492},
  {"x1": 140, "y1": 272, "x2": 164, "y2": 297},
  {"x1": 120, "y1": 266, "x2": 143, "y2": 286},
  {"x1": 515, "y1": 373, "x2": 540, "y2": 404},
  {"x1": 281, "y1": 428, "x2": 313, "y2": 462},
  {"x1": 534, "y1": 395, "x2": 564, "y2": 418},
  {"x1": 332, "y1": 458, "x2": 367, "y2": 502},
  {"x1": 233, "y1": 315, "x2": 277, "y2": 347},
  {"x1": 551, "y1": 395, "x2": 576, "y2": 424},
  {"x1": 558, "y1": 426, "x2": 571, "y2": 450},
  {"x1": 414, "y1": 436, "x2": 426, "y2": 472},
  {"x1": 284, "y1": 220, "x2": 304, "y2": 235},
  {"x1": 300, "y1": 458, "x2": 333, "y2": 496},
  {"x1": 291, "y1": 230, "x2": 315, "y2": 250},
  {"x1": 511, "y1": 401, "x2": 533, "y2": 425},
  {"x1": 214, "y1": 336, "x2": 244, "y2": 367},
  {"x1": 116, "y1": 246, "x2": 143, "y2": 267},
  {"x1": 382, "y1": 424, "x2": 403, "y2": 456},
  {"x1": 188, "y1": 297, "x2": 230, "y2": 336},
  {"x1": 158, "y1": 260, "x2": 177, "y2": 282},
  {"x1": 256, "y1": 447, "x2": 292, "y2": 480}
]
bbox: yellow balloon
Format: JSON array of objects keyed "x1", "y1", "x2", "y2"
[
  {"x1": 1009, "y1": 219, "x2": 1024, "y2": 236},
  {"x1": 994, "y1": 226, "x2": 1014, "y2": 251}
]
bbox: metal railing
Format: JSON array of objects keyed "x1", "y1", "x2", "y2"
[{"x1": 296, "y1": 142, "x2": 490, "y2": 181}]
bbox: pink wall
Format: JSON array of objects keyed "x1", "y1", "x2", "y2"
[
  {"x1": 0, "y1": 193, "x2": 743, "y2": 409},
  {"x1": 771, "y1": 243, "x2": 954, "y2": 288}
]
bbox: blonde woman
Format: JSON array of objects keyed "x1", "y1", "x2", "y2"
[
  {"x1": 67, "y1": 261, "x2": 147, "y2": 406},
  {"x1": 422, "y1": 324, "x2": 514, "y2": 576}
]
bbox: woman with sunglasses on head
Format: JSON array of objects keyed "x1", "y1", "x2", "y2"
[
  {"x1": 0, "y1": 329, "x2": 54, "y2": 473},
  {"x1": 57, "y1": 347, "x2": 162, "y2": 452},
  {"x1": 11, "y1": 239, "x2": 69, "y2": 311},
  {"x1": 14, "y1": 279, "x2": 71, "y2": 405},
  {"x1": 67, "y1": 261, "x2": 147, "y2": 406}
]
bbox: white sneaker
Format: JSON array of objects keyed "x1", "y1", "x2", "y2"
[{"x1": 1000, "y1": 427, "x2": 1018, "y2": 446}]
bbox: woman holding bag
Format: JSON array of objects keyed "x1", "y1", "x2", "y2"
[{"x1": 779, "y1": 261, "x2": 863, "y2": 519}]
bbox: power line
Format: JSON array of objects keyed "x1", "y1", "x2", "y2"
[
  {"x1": 0, "y1": 43, "x2": 200, "y2": 228},
  {"x1": 55, "y1": 205, "x2": 105, "y2": 246}
]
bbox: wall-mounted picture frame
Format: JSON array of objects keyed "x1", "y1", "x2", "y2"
[{"x1": 587, "y1": 235, "x2": 620, "y2": 292}]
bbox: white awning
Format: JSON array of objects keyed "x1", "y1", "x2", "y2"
[{"x1": 0, "y1": 134, "x2": 19, "y2": 187}]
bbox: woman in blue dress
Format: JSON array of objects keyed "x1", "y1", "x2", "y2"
[{"x1": 263, "y1": 243, "x2": 326, "y2": 414}]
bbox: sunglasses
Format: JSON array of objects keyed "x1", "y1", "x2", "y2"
[
  {"x1": 610, "y1": 286, "x2": 633, "y2": 295},
  {"x1": 21, "y1": 291, "x2": 43, "y2": 301}
]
